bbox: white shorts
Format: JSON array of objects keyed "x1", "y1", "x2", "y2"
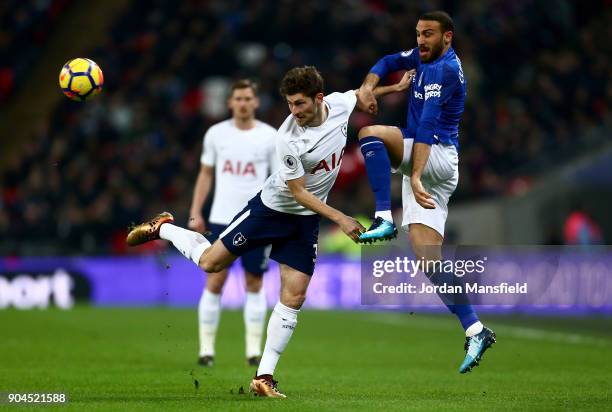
[{"x1": 394, "y1": 138, "x2": 459, "y2": 237}]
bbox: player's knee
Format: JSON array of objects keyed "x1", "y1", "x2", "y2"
[
  {"x1": 409, "y1": 233, "x2": 442, "y2": 265},
  {"x1": 206, "y1": 283, "x2": 223, "y2": 294},
  {"x1": 282, "y1": 293, "x2": 306, "y2": 310},
  {"x1": 200, "y1": 256, "x2": 223, "y2": 274},
  {"x1": 358, "y1": 125, "x2": 383, "y2": 140}
]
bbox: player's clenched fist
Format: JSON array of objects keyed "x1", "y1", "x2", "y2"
[
  {"x1": 188, "y1": 214, "x2": 206, "y2": 233},
  {"x1": 356, "y1": 87, "x2": 378, "y2": 115},
  {"x1": 394, "y1": 69, "x2": 416, "y2": 92},
  {"x1": 337, "y1": 215, "x2": 367, "y2": 243}
]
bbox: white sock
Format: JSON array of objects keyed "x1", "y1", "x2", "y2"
[
  {"x1": 159, "y1": 223, "x2": 211, "y2": 265},
  {"x1": 198, "y1": 289, "x2": 221, "y2": 357},
  {"x1": 244, "y1": 289, "x2": 267, "y2": 358},
  {"x1": 465, "y1": 321, "x2": 484, "y2": 337},
  {"x1": 375, "y1": 210, "x2": 393, "y2": 222},
  {"x1": 256, "y1": 302, "x2": 298, "y2": 376}
]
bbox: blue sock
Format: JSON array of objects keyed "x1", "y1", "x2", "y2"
[
  {"x1": 427, "y1": 270, "x2": 480, "y2": 331},
  {"x1": 359, "y1": 136, "x2": 391, "y2": 211},
  {"x1": 448, "y1": 304, "x2": 480, "y2": 331}
]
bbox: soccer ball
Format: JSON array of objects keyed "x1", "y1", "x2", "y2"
[{"x1": 58, "y1": 58, "x2": 104, "y2": 101}]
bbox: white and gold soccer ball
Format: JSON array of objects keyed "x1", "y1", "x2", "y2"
[{"x1": 58, "y1": 58, "x2": 104, "y2": 102}]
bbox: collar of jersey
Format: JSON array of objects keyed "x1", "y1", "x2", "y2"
[
  {"x1": 420, "y1": 47, "x2": 455, "y2": 66},
  {"x1": 230, "y1": 119, "x2": 258, "y2": 131}
]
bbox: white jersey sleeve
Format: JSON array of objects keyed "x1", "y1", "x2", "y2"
[
  {"x1": 267, "y1": 129, "x2": 279, "y2": 176},
  {"x1": 277, "y1": 137, "x2": 305, "y2": 181},
  {"x1": 339, "y1": 89, "x2": 357, "y2": 111},
  {"x1": 200, "y1": 127, "x2": 216, "y2": 166}
]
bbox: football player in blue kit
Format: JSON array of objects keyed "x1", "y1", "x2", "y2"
[{"x1": 356, "y1": 11, "x2": 496, "y2": 374}]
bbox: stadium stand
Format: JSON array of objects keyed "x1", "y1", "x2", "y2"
[{"x1": 1, "y1": 0, "x2": 610, "y2": 254}]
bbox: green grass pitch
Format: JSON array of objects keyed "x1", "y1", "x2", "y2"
[{"x1": 1, "y1": 307, "x2": 610, "y2": 411}]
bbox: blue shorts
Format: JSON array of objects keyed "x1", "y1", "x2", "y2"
[
  {"x1": 218, "y1": 193, "x2": 321, "y2": 276},
  {"x1": 208, "y1": 223, "x2": 271, "y2": 276}
]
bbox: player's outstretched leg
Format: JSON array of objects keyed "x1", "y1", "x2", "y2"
[
  {"x1": 357, "y1": 126, "x2": 404, "y2": 243},
  {"x1": 409, "y1": 224, "x2": 496, "y2": 374},
  {"x1": 249, "y1": 264, "x2": 309, "y2": 398},
  {"x1": 126, "y1": 212, "x2": 175, "y2": 246},
  {"x1": 126, "y1": 212, "x2": 213, "y2": 266},
  {"x1": 427, "y1": 273, "x2": 496, "y2": 373}
]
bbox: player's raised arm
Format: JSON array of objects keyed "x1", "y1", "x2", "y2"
[
  {"x1": 286, "y1": 177, "x2": 365, "y2": 242},
  {"x1": 372, "y1": 70, "x2": 415, "y2": 98},
  {"x1": 358, "y1": 49, "x2": 420, "y2": 114}
]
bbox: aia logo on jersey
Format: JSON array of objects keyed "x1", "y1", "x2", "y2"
[
  {"x1": 222, "y1": 160, "x2": 256, "y2": 176},
  {"x1": 310, "y1": 148, "x2": 345, "y2": 174}
]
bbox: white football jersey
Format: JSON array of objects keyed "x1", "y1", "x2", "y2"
[
  {"x1": 201, "y1": 119, "x2": 277, "y2": 224},
  {"x1": 261, "y1": 90, "x2": 357, "y2": 215}
]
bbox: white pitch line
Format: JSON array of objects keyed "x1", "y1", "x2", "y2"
[
  {"x1": 362, "y1": 312, "x2": 611, "y2": 347},
  {"x1": 496, "y1": 325, "x2": 610, "y2": 347}
]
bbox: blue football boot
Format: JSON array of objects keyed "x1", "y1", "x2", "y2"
[
  {"x1": 358, "y1": 217, "x2": 398, "y2": 244},
  {"x1": 459, "y1": 326, "x2": 496, "y2": 373}
]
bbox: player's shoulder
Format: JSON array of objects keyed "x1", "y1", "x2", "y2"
[
  {"x1": 325, "y1": 89, "x2": 355, "y2": 102},
  {"x1": 255, "y1": 120, "x2": 278, "y2": 134},
  {"x1": 277, "y1": 113, "x2": 297, "y2": 136},
  {"x1": 424, "y1": 50, "x2": 463, "y2": 82},
  {"x1": 255, "y1": 120, "x2": 278, "y2": 147},
  {"x1": 441, "y1": 53, "x2": 465, "y2": 85},
  {"x1": 206, "y1": 119, "x2": 232, "y2": 135},
  {"x1": 400, "y1": 47, "x2": 420, "y2": 59},
  {"x1": 275, "y1": 116, "x2": 307, "y2": 151},
  {"x1": 438, "y1": 48, "x2": 461, "y2": 71},
  {"x1": 325, "y1": 90, "x2": 357, "y2": 112},
  {"x1": 276, "y1": 131, "x2": 305, "y2": 158}
]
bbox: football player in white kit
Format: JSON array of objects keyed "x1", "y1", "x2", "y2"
[
  {"x1": 127, "y1": 66, "x2": 410, "y2": 398},
  {"x1": 188, "y1": 79, "x2": 277, "y2": 368}
]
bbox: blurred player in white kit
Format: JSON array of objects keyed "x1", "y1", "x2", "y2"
[{"x1": 188, "y1": 79, "x2": 277, "y2": 367}]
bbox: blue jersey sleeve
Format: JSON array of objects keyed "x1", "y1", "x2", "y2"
[
  {"x1": 370, "y1": 48, "x2": 419, "y2": 79},
  {"x1": 415, "y1": 64, "x2": 461, "y2": 145}
]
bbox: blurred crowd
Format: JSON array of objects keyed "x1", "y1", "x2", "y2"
[
  {"x1": 0, "y1": 0, "x2": 71, "y2": 105},
  {"x1": 1, "y1": 0, "x2": 610, "y2": 255}
]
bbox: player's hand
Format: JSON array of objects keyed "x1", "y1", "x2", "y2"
[
  {"x1": 394, "y1": 70, "x2": 416, "y2": 92},
  {"x1": 337, "y1": 215, "x2": 367, "y2": 243},
  {"x1": 188, "y1": 214, "x2": 206, "y2": 233},
  {"x1": 411, "y1": 177, "x2": 436, "y2": 209},
  {"x1": 357, "y1": 87, "x2": 378, "y2": 115}
]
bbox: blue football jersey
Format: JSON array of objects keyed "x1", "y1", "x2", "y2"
[{"x1": 370, "y1": 47, "x2": 466, "y2": 149}]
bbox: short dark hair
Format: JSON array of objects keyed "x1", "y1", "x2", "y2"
[
  {"x1": 419, "y1": 11, "x2": 454, "y2": 33},
  {"x1": 279, "y1": 66, "x2": 324, "y2": 98},
  {"x1": 230, "y1": 79, "x2": 258, "y2": 96}
]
